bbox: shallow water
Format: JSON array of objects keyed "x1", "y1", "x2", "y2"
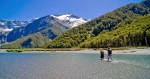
[{"x1": 0, "y1": 52, "x2": 150, "y2": 79}]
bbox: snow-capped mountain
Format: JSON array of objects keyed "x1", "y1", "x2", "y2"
[
  {"x1": 51, "y1": 14, "x2": 89, "y2": 28},
  {"x1": 0, "y1": 14, "x2": 88, "y2": 32},
  {"x1": 0, "y1": 19, "x2": 36, "y2": 32},
  {"x1": 0, "y1": 19, "x2": 37, "y2": 44},
  {"x1": 0, "y1": 14, "x2": 88, "y2": 44}
]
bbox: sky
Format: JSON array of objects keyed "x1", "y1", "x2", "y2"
[{"x1": 0, "y1": 0, "x2": 142, "y2": 20}]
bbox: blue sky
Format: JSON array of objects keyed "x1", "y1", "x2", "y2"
[{"x1": 1, "y1": 0, "x2": 142, "y2": 20}]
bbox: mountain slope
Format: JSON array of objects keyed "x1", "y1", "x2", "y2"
[
  {"x1": 6, "y1": 15, "x2": 70, "y2": 42},
  {"x1": 45, "y1": 0, "x2": 150, "y2": 48},
  {"x1": 0, "y1": 32, "x2": 49, "y2": 48},
  {"x1": 0, "y1": 19, "x2": 34, "y2": 44},
  {"x1": 80, "y1": 14, "x2": 150, "y2": 48},
  {"x1": 51, "y1": 14, "x2": 88, "y2": 28},
  {"x1": 0, "y1": 14, "x2": 88, "y2": 48},
  {"x1": 6, "y1": 14, "x2": 88, "y2": 42},
  {"x1": 1, "y1": 16, "x2": 69, "y2": 48},
  {"x1": 0, "y1": 19, "x2": 33, "y2": 32}
]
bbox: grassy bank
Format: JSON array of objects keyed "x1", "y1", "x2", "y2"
[
  {"x1": 6, "y1": 48, "x2": 83, "y2": 53},
  {"x1": 5, "y1": 46, "x2": 149, "y2": 53}
]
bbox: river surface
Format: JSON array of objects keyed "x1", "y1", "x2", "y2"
[{"x1": 0, "y1": 52, "x2": 150, "y2": 79}]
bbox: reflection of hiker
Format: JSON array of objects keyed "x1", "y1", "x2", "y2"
[
  {"x1": 100, "y1": 49, "x2": 104, "y2": 60},
  {"x1": 107, "y1": 47, "x2": 113, "y2": 61}
]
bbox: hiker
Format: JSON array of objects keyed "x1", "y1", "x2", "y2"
[
  {"x1": 107, "y1": 47, "x2": 113, "y2": 61},
  {"x1": 100, "y1": 49, "x2": 104, "y2": 60}
]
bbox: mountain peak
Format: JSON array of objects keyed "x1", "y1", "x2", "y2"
[{"x1": 51, "y1": 14, "x2": 88, "y2": 27}]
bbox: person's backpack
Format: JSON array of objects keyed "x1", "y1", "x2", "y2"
[{"x1": 108, "y1": 49, "x2": 112, "y2": 55}]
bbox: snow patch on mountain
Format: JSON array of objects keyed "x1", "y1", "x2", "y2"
[
  {"x1": 0, "y1": 28, "x2": 12, "y2": 32},
  {"x1": 20, "y1": 22, "x2": 25, "y2": 25},
  {"x1": 51, "y1": 14, "x2": 71, "y2": 20},
  {"x1": 51, "y1": 14, "x2": 88, "y2": 27},
  {"x1": 0, "y1": 19, "x2": 36, "y2": 32},
  {"x1": 0, "y1": 22, "x2": 5, "y2": 25},
  {"x1": 4, "y1": 28, "x2": 13, "y2": 31}
]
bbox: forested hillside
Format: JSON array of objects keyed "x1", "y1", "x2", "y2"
[
  {"x1": 45, "y1": 0, "x2": 150, "y2": 48},
  {"x1": 80, "y1": 14, "x2": 150, "y2": 48},
  {"x1": 0, "y1": 32, "x2": 49, "y2": 48}
]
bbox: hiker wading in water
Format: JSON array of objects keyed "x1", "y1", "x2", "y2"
[
  {"x1": 100, "y1": 49, "x2": 104, "y2": 60},
  {"x1": 107, "y1": 47, "x2": 113, "y2": 61}
]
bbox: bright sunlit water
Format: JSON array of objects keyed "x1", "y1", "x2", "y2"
[{"x1": 0, "y1": 52, "x2": 150, "y2": 79}]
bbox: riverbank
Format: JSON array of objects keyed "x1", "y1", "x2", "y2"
[
  {"x1": 55, "y1": 48, "x2": 150, "y2": 54},
  {"x1": 1, "y1": 48, "x2": 150, "y2": 54}
]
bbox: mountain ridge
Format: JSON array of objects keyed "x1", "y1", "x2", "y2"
[
  {"x1": 51, "y1": 13, "x2": 88, "y2": 28},
  {"x1": 0, "y1": 19, "x2": 35, "y2": 44},
  {"x1": 0, "y1": 19, "x2": 36, "y2": 32},
  {"x1": 44, "y1": 0, "x2": 150, "y2": 48},
  {"x1": 0, "y1": 13, "x2": 88, "y2": 44},
  {"x1": 0, "y1": 14, "x2": 88, "y2": 48}
]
